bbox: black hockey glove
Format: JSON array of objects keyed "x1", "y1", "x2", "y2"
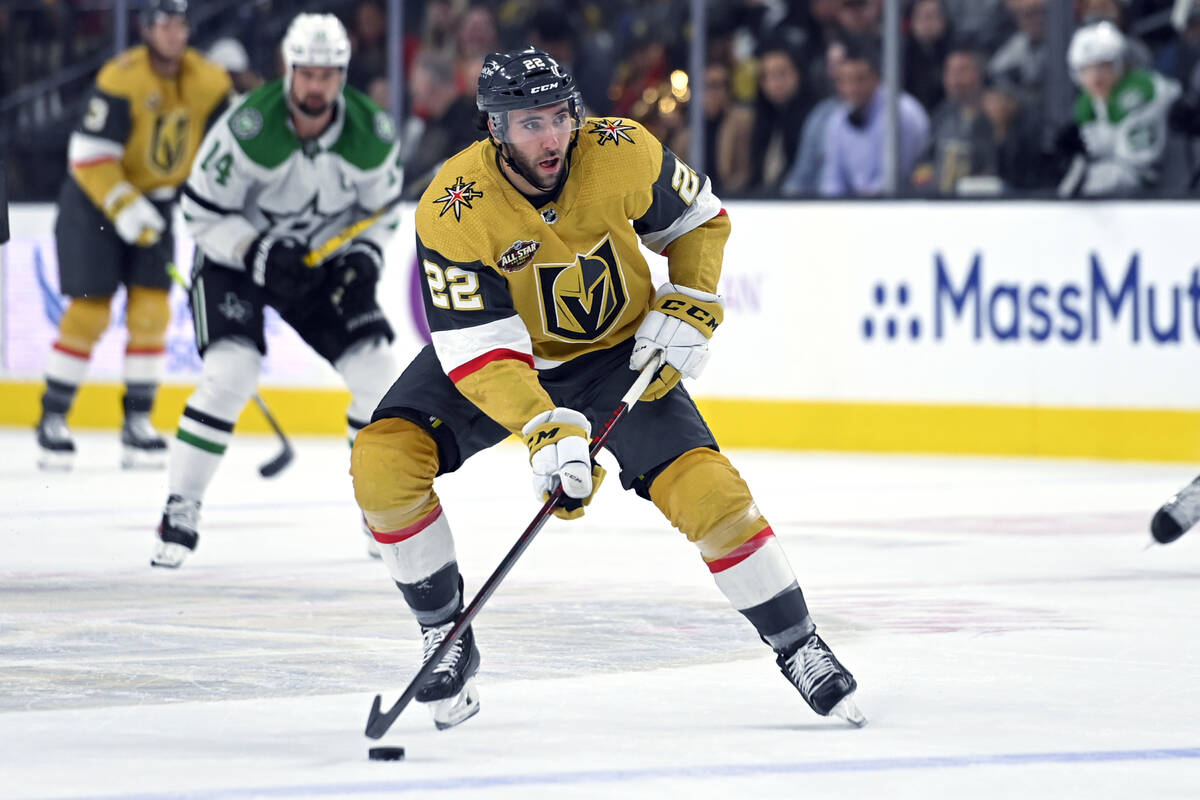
[
  {"x1": 243, "y1": 232, "x2": 323, "y2": 297},
  {"x1": 1053, "y1": 123, "x2": 1086, "y2": 160},
  {"x1": 327, "y1": 240, "x2": 384, "y2": 313}
]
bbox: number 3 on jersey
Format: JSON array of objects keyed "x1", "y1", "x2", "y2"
[{"x1": 424, "y1": 261, "x2": 484, "y2": 311}]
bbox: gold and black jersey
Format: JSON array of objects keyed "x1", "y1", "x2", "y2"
[
  {"x1": 414, "y1": 116, "x2": 730, "y2": 434},
  {"x1": 68, "y1": 45, "x2": 231, "y2": 217}
]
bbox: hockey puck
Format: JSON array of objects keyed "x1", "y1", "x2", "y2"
[{"x1": 368, "y1": 746, "x2": 406, "y2": 761}]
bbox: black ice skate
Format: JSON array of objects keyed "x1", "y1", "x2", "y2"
[
  {"x1": 777, "y1": 633, "x2": 866, "y2": 727},
  {"x1": 152, "y1": 494, "x2": 200, "y2": 568},
  {"x1": 36, "y1": 412, "x2": 76, "y2": 470},
  {"x1": 120, "y1": 412, "x2": 167, "y2": 469},
  {"x1": 416, "y1": 621, "x2": 481, "y2": 730},
  {"x1": 1151, "y1": 474, "x2": 1200, "y2": 544}
]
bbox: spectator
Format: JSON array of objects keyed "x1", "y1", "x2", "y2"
[
  {"x1": 748, "y1": 41, "x2": 817, "y2": 194},
  {"x1": 527, "y1": 6, "x2": 614, "y2": 116},
  {"x1": 608, "y1": 31, "x2": 670, "y2": 119},
  {"x1": 981, "y1": 77, "x2": 1054, "y2": 192},
  {"x1": 347, "y1": 0, "x2": 387, "y2": 92},
  {"x1": 820, "y1": 39, "x2": 930, "y2": 196},
  {"x1": 673, "y1": 62, "x2": 755, "y2": 196},
  {"x1": 905, "y1": 0, "x2": 952, "y2": 114},
  {"x1": 941, "y1": 0, "x2": 1011, "y2": 53},
  {"x1": 1156, "y1": 4, "x2": 1200, "y2": 92},
  {"x1": 836, "y1": 0, "x2": 882, "y2": 42},
  {"x1": 206, "y1": 37, "x2": 264, "y2": 94},
  {"x1": 1057, "y1": 21, "x2": 1180, "y2": 197},
  {"x1": 456, "y1": 5, "x2": 499, "y2": 75},
  {"x1": 782, "y1": 39, "x2": 849, "y2": 196},
  {"x1": 988, "y1": 0, "x2": 1048, "y2": 106},
  {"x1": 401, "y1": 49, "x2": 480, "y2": 200},
  {"x1": 918, "y1": 46, "x2": 999, "y2": 195}
]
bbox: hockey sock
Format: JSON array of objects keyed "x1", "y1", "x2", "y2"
[
  {"x1": 706, "y1": 526, "x2": 815, "y2": 653},
  {"x1": 170, "y1": 405, "x2": 233, "y2": 498},
  {"x1": 43, "y1": 344, "x2": 91, "y2": 415},
  {"x1": 372, "y1": 506, "x2": 462, "y2": 625}
]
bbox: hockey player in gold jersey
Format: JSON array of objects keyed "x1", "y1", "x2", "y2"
[
  {"x1": 35, "y1": 0, "x2": 231, "y2": 470},
  {"x1": 350, "y1": 48, "x2": 864, "y2": 730}
]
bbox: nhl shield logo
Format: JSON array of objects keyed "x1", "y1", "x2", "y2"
[
  {"x1": 536, "y1": 235, "x2": 628, "y2": 341},
  {"x1": 498, "y1": 240, "x2": 540, "y2": 273}
]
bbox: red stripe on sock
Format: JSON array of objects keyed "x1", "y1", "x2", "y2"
[
  {"x1": 371, "y1": 505, "x2": 444, "y2": 544},
  {"x1": 126, "y1": 346, "x2": 166, "y2": 356},
  {"x1": 706, "y1": 526, "x2": 774, "y2": 573},
  {"x1": 52, "y1": 342, "x2": 91, "y2": 359}
]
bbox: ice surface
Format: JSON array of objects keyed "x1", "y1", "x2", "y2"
[{"x1": 1, "y1": 429, "x2": 1198, "y2": 799}]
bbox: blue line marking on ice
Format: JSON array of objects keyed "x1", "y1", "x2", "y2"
[{"x1": 45, "y1": 747, "x2": 1200, "y2": 800}]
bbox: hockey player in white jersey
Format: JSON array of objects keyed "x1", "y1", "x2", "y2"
[
  {"x1": 1058, "y1": 21, "x2": 1180, "y2": 197},
  {"x1": 153, "y1": 13, "x2": 402, "y2": 568}
]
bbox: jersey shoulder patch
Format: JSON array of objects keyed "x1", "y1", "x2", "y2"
[
  {"x1": 576, "y1": 116, "x2": 660, "y2": 192},
  {"x1": 330, "y1": 86, "x2": 398, "y2": 171},
  {"x1": 416, "y1": 142, "x2": 497, "y2": 263},
  {"x1": 227, "y1": 81, "x2": 296, "y2": 168}
]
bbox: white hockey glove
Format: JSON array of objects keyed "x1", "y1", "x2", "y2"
[
  {"x1": 522, "y1": 407, "x2": 606, "y2": 520},
  {"x1": 109, "y1": 190, "x2": 165, "y2": 247},
  {"x1": 629, "y1": 283, "x2": 724, "y2": 402}
]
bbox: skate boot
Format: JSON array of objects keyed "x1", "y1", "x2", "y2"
[
  {"x1": 1151, "y1": 474, "x2": 1200, "y2": 544},
  {"x1": 152, "y1": 494, "x2": 200, "y2": 568},
  {"x1": 121, "y1": 412, "x2": 167, "y2": 469},
  {"x1": 35, "y1": 412, "x2": 76, "y2": 470},
  {"x1": 777, "y1": 633, "x2": 866, "y2": 727},
  {"x1": 415, "y1": 620, "x2": 481, "y2": 730}
]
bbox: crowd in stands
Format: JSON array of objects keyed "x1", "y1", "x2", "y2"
[{"x1": 6, "y1": 0, "x2": 1200, "y2": 201}]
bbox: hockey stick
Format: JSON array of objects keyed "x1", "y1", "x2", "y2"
[
  {"x1": 303, "y1": 195, "x2": 403, "y2": 268},
  {"x1": 364, "y1": 353, "x2": 664, "y2": 740},
  {"x1": 166, "y1": 262, "x2": 294, "y2": 478}
]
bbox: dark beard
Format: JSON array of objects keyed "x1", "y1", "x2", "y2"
[
  {"x1": 294, "y1": 95, "x2": 331, "y2": 118},
  {"x1": 510, "y1": 147, "x2": 561, "y2": 191}
]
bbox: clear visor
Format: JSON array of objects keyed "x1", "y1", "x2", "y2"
[{"x1": 492, "y1": 99, "x2": 582, "y2": 144}]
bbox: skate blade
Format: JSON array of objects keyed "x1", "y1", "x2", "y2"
[
  {"x1": 37, "y1": 450, "x2": 75, "y2": 471},
  {"x1": 829, "y1": 694, "x2": 867, "y2": 728},
  {"x1": 150, "y1": 541, "x2": 191, "y2": 569},
  {"x1": 429, "y1": 680, "x2": 481, "y2": 731},
  {"x1": 122, "y1": 447, "x2": 167, "y2": 470}
]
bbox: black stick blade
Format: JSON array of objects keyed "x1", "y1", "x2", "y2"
[
  {"x1": 258, "y1": 445, "x2": 294, "y2": 478},
  {"x1": 365, "y1": 694, "x2": 388, "y2": 739}
]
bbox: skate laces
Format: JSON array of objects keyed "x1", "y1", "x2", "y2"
[
  {"x1": 39, "y1": 413, "x2": 71, "y2": 439},
  {"x1": 123, "y1": 413, "x2": 162, "y2": 440},
  {"x1": 164, "y1": 495, "x2": 200, "y2": 532},
  {"x1": 422, "y1": 623, "x2": 464, "y2": 676},
  {"x1": 786, "y1": 636, "x2": 839, "y2": 697}
]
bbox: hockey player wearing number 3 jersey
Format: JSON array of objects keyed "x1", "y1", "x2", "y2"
[
  {"x1": 350, "y1": 48, "x2": 864, "y2": 730},
  {"x1": 151, "y1": 13, "x2": 402, "y2": 568}
]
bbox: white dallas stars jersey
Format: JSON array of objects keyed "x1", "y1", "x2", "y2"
[
  {"x1": 415, "y1": 116, "x2": 729, "y2": 434},
  {"x1": 182, "y1": 79, "x2": 402, "y2": 269}
]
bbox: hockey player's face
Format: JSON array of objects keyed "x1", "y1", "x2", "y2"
[
  {"x1": 1080, "y1": 62, "x2": 1118, "y2": 99},
  {"x1": 291, "y1": 66, "x2": 342, "y2": 118},
  {"x1": 143, "y1": 15, "x2": 189, "y2": 63},
  {"x1": 505, "y1": 102, "x2": 574, "y2": 190}
]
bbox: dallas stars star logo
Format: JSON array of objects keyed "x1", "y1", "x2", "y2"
[
  {"x1": 432, "y1": 176, "x2": 484, "y2": 221},
  {"x1": 589, "y1": 118, "x2": 636, "y2": 146}
]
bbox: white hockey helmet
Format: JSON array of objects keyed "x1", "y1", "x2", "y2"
[
  {"x1": 282, "y1": 13, "x2": 351, "y2": 92},
  {"x1": 1068, "y1": 20, "x2": 1125, "y2": 80}
]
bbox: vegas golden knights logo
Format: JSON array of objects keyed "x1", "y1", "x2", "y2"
[
  {"x1": 150, "y1": 110, "x2": 190, "y2": 172},
  {"x1": 536, "y1": 236, "x2": 628, "y2": 341}
]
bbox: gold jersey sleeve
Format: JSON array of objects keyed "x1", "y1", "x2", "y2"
[{"x1": 70, "y1": 46, "x2": 232, "y2": 216}]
